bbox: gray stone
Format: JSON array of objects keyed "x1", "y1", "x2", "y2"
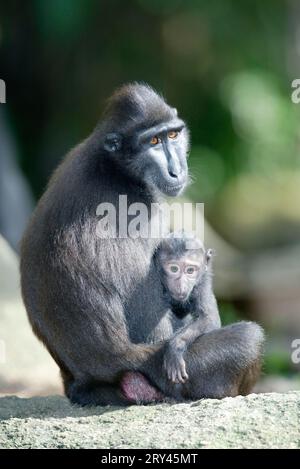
[{"x1": 0, "y1": 392, "x2": 299, "y2": 449}]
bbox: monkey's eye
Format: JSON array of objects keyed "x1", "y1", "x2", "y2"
[
  {"x1": 185, "y1": 266, "x2": 196, "y2": 275},
  {"x1": 150, "y1": 136, "x2": 160, "y2": 145},
  {"x1": 169, "y1": 265, "x2": 179, "y2": 273},
  {"x1": 168, "y1": 130, "x2": 178, "y2": 139}
]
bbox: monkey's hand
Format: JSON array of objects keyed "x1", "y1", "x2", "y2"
[{"x1": 163, "y1": 341, "x2": 189, "y2": 384}]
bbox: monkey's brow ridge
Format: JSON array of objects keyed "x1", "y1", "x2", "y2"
[{"x1": 138, "y1": 119, "x2": 185, "y2": 141}]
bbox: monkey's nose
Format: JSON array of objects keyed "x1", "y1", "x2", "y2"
[
  {"x1": 168, "y1": 169, "x2": 180, "y2": 178},
  {"x1": 168, "y1": 166, "x2": 184, "y2": 180},
  {"x1": 167, "y1": 156, "x2": 182, "y2": 179}
]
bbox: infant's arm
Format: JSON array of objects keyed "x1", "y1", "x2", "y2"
[{"x1": 164, "y1": 294, "x2": 221, "y2": 384}]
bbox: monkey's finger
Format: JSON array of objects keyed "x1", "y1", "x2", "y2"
[
  {"x1": 167, "y1": 362, "x2": 175, "y2": 381},
  {"x1": 181, "y1": 368, "x2": 189, "y2": 380},
  {"x1": 179, "y1": 374, "x2": 188, "y2": 383},
  {"x1": 180, "y1": 361, "x2": 189, "y2": 381},
  {"x1": 173, "y1": 367, "x2": 184, "y2": 384},
  {"x1": 166, "y1": 367, "x2": 172, "y2": 381},
  {"x1": 177, "y1": 368, "x2": 188, "y2": 383},
  {"x1": 172, "y1": 369, "x2": 181, "y2": 384},
  {"x1": 163, "y1": 358, "x2": 170, "y2": 376},
  {"x1": 176, "y1": 368, "x2": 183, "y2": 382}
]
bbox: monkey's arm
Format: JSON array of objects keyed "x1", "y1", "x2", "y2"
[
  {"x1": 192, "y1": 293, "x2": 221, "y2": 332},
  {"x1": 163, "y1": 318, "x2": 209, "y2": 384},
  {"x1": 164, "y1": 293, "x2": 221, "y2": 384}
]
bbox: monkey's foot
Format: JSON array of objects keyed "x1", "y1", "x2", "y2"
[{"x1": 121, "y1": 371, "x2": 164, "y2": 403}]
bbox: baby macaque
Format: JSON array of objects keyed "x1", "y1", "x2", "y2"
[{"x1": 155, "y1": 231, "x2": 221, "y2": 384}]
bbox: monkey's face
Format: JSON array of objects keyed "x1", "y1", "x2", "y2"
[
  {"x1": 161, "y1": 253, "x2": 205, "y2": 302},
  {"x1": 102, "y1": 84, "x2": 189, "y2": 196},
  {"x1": 134, "y1": 120, "x2": 189, "y2": 196}
]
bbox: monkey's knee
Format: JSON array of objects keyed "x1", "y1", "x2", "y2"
[
  {"x1": 238, "y1": 359, "x2": 262, "y2": 395},
  {"x1": 241, "y1": 321, "x2": 265, "y2": 359},
  {"x1": 226, "y1": 322, "x2": 264, "y2": 395},
  {"x1": 228, "y1": 321, "x2": 265, "y2": 358},
  {"x1": 183, "y1": 322, "x2": 265, "y2": 400},
  {"x1": 240, "y1": 321, "x2": 264, "y2": 345}
]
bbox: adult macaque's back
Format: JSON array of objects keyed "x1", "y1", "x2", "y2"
[{"x1": 20, "y1": 83, "x2": 264, "y2": 405}]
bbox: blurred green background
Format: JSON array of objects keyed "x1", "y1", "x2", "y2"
[{"x1": 0, "y1": 0, "x2": 300, "y2": 392}]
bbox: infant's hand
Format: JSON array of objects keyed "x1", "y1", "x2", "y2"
[{"x1": 163, "y1": 344, "x2": 189, "y2": 384}]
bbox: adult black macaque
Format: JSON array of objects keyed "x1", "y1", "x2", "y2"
[{"x1": 20, "y1": 83, "x2": 264, "y2": 406}]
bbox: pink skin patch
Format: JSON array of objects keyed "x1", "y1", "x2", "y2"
[{"x1": 121, "y1": 371, "x2": 164, "y2": 403}]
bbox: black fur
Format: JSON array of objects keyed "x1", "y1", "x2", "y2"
[{"x1": 20, "y1": 83, "x2": 264, "y2": 405}]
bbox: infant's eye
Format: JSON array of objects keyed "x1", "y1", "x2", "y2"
[
  {"x1": 150, "y1": 136, "x2": 160, "y2": 145},
  {"x1": 169, "y1": 265, "x2": 179, "y2": 273},
  {"x1": 168, "y1": 130, "x2": 178, "y2": 139},
  {"x1": 186, "y1": 266, "x2": 195, "y2": 275}
]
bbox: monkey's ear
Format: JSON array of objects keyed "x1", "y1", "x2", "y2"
[{"x1": 104, "y1": 133, "x2": 122, "y2": 153}]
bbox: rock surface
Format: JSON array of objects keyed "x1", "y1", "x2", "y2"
[{"x1": 0, "y1": 392, "x2": 299, "y2": 449}]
